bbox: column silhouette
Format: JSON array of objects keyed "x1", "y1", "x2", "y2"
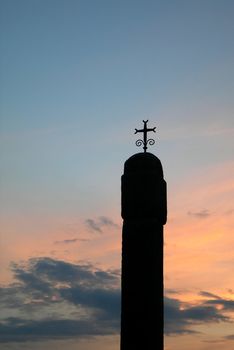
[{"x1": 121, "y1": 122, "x2": 167, "y2": 350}]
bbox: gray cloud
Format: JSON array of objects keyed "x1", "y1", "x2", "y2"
[
  {"x1": 165, "y1": 296, "x2": 229, "y2": 335},
  {"x1": 54, "y1": 238, "x2": 89, "y2": 244},
  {"x1": 225, "y1": 334, "x2": 234, "y2": 340},
  {"x1": 85, "y1": 219, "x2": 103, "y2": 233},
  {"x1": 199, "y1": 290, "x2": 234, "y2": 311},
  {"x1": 85, "y1": 216, "x2": 119, "y2": 233},
  {"x1": 0, "y1": 259, "x2": 232, "y2": 343},
  {"x1": 99, "y1": 216, "x2": 119, "y2": 229},
  {"x1": 188, "y1": 209, "x2": 211, "y2": 218},
  {"x1": 165, "y1": 288, "x2": 182, "y2": 295},
  {"x1": 0, "y1": 317, "x2": 115, "y2": 343},
  {"x1": 0, "y1": 258, "x2": 120, "y2": 343},
  {"x1": 199, "y1": 291, "x2": 222, "y2": 299},
  {"x1": 202, "y1": 339, "x2": 226, "y2": 344},
  {"x1": 206, "y1": 299, "x2": 234, "y2": 311}
]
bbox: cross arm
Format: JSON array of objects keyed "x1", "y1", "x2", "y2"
[{"x1": 135, "y1": 128, "x2": 144, "y2": 134}]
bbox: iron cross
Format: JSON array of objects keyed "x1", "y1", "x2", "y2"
[{"x1": 135, "y1": 120, "x2": 156, "y2": 152}]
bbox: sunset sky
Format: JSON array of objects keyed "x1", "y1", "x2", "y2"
[{"x1": 0, "y1": 0, "x2": 234, "y2": 349}]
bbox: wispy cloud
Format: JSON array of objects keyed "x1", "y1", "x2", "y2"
[
  {"x1": 54, "y1": 238, "x2": 89, "y2": 245},
  {"x1": 85, "y1": 219, "x2": 103, "y2": 233},
  {"x1": 85, "y1": 216, "x2": 119, "y2": 233},
  {"x1": 99, "y1": 216, "x2": 119, "y2": 229},
  {"x1": 199, "y1": 291, "x2": 222, "y2": 300},
  {"x1": 187, "y1": 209, "x2": 211, "y2": 219}
]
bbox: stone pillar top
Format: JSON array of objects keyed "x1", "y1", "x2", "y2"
[{"x1": 124, "y1": 152, "x2": 164, "y2": 178}]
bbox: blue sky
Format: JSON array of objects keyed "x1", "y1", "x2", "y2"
[{"x1": 0, "y1": 1, "x2": 234, "y2": 349}]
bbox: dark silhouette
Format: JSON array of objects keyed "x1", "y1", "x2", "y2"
[
  {"x1": 121, "y1": 122, "x2": 167, "y2": 350},
  {"x1": 134, "y1": 119, "x2": 156, "y2": 153}
]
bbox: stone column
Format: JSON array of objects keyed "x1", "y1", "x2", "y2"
[{"x1": 121, "y1": 152, "x2": 167, "y2": 350}]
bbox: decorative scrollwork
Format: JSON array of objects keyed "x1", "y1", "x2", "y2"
[
  {"x1": 136, "y1": 139, "x2": 144, "y2": 147},
  {"x1": 147, "y1": 139, "x2": 155, "y2": 146}
]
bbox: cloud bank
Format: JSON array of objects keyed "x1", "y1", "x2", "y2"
[{"x1": 0, "y1": 258, "x2": 232, "y2": 343}]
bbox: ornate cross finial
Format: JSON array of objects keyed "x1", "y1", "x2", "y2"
[{"x1": 134, "y1": 120, "x2": 156, "y2": 153}]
